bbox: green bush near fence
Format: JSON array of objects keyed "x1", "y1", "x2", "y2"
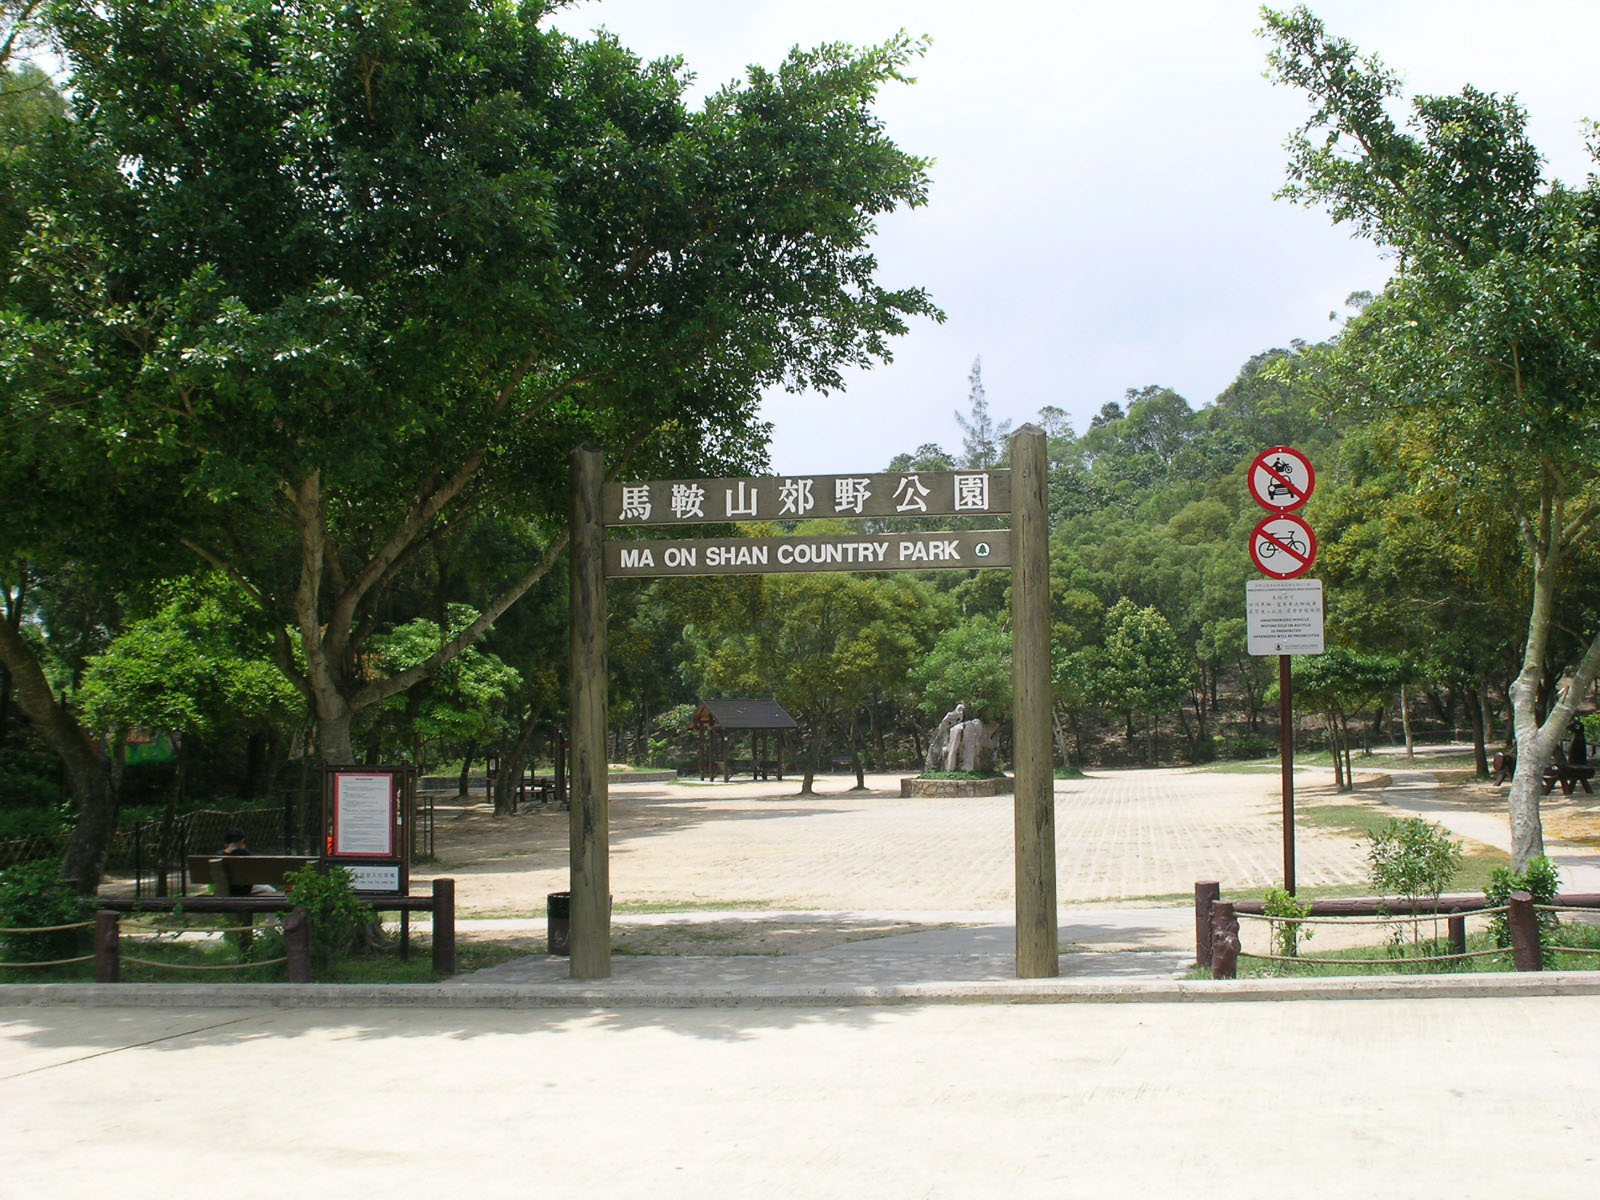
[{"x1": 0, "y1": 860, "x2": 91, "y2": 964}]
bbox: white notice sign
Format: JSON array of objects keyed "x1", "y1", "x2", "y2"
[
  {"x1": 334, "y1": 772, "x2": 396, "y2": 857},
  {"x1": 1246, "y1": 579, "x2": 1325, "y2": 655},
  {"x1": 345, "y1": 864, "x2": 401, "y2": 893}
]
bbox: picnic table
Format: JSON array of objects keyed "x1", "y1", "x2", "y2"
[{"x1": 1491, "y1": 752, "x2": 1595, "y2": 795}]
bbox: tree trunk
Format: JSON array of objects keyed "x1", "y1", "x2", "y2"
[
  {"x1": 799, "y1": 724, "x2": 821, "y2": 796},
  {"x1": 316, "y1": 703, "x2": 356, "y2": 765},
  {"x1": 1400, "y1": 682, "x2": 1415, "y2": 759},
  {"x1": 1466, "y1": 685, "x2": 1490, "y2": 778},
  {"x1": 493, "y1": 706, "x2": 543, "y2": 816},
  {"x1": 0, "y1": 568, "x2": 24, "y2": 743},
  {"x1": 0, "y1": 608, "x2": 117, "y2": 893},
  {"x1": 457, "y1": 741, "x2": 477, "y2": 799}
]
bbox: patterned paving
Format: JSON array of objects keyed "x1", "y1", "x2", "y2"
[{"x1": 425, "y1": 767, "x2": 1375, "y2": 914}]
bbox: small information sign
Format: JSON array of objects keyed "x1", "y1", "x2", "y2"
[
  {"x1": 1247, "y1": 579, "x2": 1325, "y2": 655},
  {"x1": 344, "y1": 864, "x2": 402, "y2": 893}
]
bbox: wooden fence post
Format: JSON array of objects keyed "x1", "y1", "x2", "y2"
[
  {"x1": 1210, "y1": 900, "x2": 1240, "y2": 980},
  {"x1": 431, "y1": 877, "x2": 456, "y2": 977},
  {"x1": 94, "y1": 910, "x2": 120, "y2": 983},
  {"x1": 1195, "y1": 881, "x2": 1220, "y2": 969},
  {"x1": 284, "y1": 907, "x2": 312, "y2": 983},
  {"x1": 1507, "y1": 890, "x2": 1542, "y2": 972}
]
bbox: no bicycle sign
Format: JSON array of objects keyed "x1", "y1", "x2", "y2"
[{"x1": 1250, "y1": 512, "x2": 1317, "y2": 579}]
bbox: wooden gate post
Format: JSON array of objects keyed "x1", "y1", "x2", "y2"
[
  {"x1": 1010, "y1": 425, "x2": 1058, "y2": 978},
  {"x1": 569, "y1": 444, "x2": 611, "y2": 980},
  {"x1": 1195, "y1": 881, "x2": 1220, "y2": 969},
  {"x1": 1507, "y1": 890, "x2": 1542, "y2": 972}
]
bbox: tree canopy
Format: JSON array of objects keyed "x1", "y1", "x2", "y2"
[{"x1": 1264, "y1": 4, "x2": 1600, "y2": 866}]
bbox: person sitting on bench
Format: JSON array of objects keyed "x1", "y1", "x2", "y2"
[{"x1": 221, "y1": 830, "x2": 280, "y2": 895}]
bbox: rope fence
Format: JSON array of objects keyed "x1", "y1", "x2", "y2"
[
  {"x1": 1235, "y1": 906, "x2": 1507, "y2": 929},
  {"x1": 1196, "y1": 881, "x2": 1600, "y2": 979},
  {"x1": 0, "y1": 919, "x2": 96, "y2": 968},
  {"x1": 116, "y1": 955, "x2": 289, "y2": 972},
  {"x1": 1535, "y1": 905, "x2": 1600, "y2": 956},
  {"x1": 1232, "y1": 906, "x2": 1512, "y2": 968}
]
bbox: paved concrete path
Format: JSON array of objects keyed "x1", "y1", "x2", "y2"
[{"x1": 5, "y1": 993, "x2": 1598, "y2": 1199}]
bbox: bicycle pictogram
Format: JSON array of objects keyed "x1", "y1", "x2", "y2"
[{"x1": 1257, "y1": 528, "x2": 1307, "y2": 559}]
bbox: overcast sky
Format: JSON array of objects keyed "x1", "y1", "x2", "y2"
[{"x1": 549, "y1": 1, "x2": 1600, "y2": 475}]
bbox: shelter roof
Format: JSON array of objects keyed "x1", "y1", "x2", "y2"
[{"x1": 692, "y1": 699, "x2": 798, "y2": 731}]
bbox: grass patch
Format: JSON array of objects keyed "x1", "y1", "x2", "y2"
[
  {"x1": 1299, "y1": 800, "x2": 1512, "y2": 893},
  {"x1": 1188, "y1": 921, "x2": 1600, "y2": 979}
]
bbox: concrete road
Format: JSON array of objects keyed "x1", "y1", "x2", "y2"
[{"x1": 5, "y1": 995, "x2": 1597, "y2": 1199}]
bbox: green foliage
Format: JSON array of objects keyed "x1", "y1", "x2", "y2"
[
  {"x1": 1263, "y1": 5, "x2": 1600, "y2": 865},
  {"x1": 1285, "y1": 648, "x2": 1405, "y2": 790},
  {"x1": 1484, "y1": 856, "x2": 1561, "y2": 949},
  {"x1": 0, "y1": 859, "x2": 90, "y2": 962},
  {"x1": 1098, "y1": 598, "x2": 1188, "y2": 762},
  {"x1": 912, "y1": 613, "x2": 1012, "y2": 723},
  {"x1": 76, "y1": 574, "x2": 302, "y2": 742},
  {"x1": 1214, "y1": 735, "x2": 1279, "y2": 761},
  {"x1": 282, "y1": 863, "x2": 367, "y2": 971},
  {"x1": 368, "y1": 604, "x2": 521, "y2": 758},
  {"x1": 1263, "y1": 886, "x2": 1313, "y2": 959},
  {"x1": 1367, "y1": 817, "x2": 1464, "y2": 915}
]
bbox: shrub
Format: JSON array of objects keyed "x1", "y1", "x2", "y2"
[
  {"x1": 0, "y1": 860, "x2": 92, "y2": 964},
  {"x1": 1214, "y1": 735, "x2": 1278, "y2": 760},
  {"x1": 1263, "y1": 887, "x2": 1313, "y2": 959},
  {"x1": 1368, "y1": 817, "x2": 1463, "y2": 952},
  {"x1": 1484, "y1": 856, "x2": 1561, "y2": 951},
  {"x1": 282, "y1": 863, "x2": 367, "y2": 971}
]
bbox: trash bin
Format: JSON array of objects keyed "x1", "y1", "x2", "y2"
[{"x1": 547, "y1": 891, "x2": 571, "y2": 956}]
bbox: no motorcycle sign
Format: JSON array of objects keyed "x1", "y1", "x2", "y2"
[{"x1": 1247, "y1": 446, "x2": 1315, "y2": 512}]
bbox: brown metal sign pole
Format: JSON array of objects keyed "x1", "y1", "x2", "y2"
[
  {"x1": 569, "y1": 444, "x2": 611, "y2": 979},
  {"x1": 1280, "y1": 653, "x2": 1296, "y2": 895},
  {"x1": 1010, "y1": 425, "x2": 1059, "y2": 978}
]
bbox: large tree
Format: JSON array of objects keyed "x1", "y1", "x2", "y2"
[
  {"x1": 2, "y1": 1, "x2": 938, "y2": 884},
  {"x1": 1264, "y1": 6, "x2": 1600, "y2": 867}
]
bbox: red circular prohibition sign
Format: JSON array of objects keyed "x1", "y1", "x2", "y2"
[
  {"x1": 1251, "y1": 513, "x2": 1318, "y2": 579},
  {"x1": 1248, "y1": 446, "x2": 1316, "y2": 512}
]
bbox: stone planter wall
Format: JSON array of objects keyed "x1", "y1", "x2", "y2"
[{"x1": 899, "y1": 775, "x2": 1013, "y2": 798}]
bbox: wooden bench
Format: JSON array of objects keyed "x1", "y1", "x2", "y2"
[
  {"x1": 509, "y1": 775, "x2": 557, "y2": 813},
  {"x1": 186, "y1": 854, "x2": 318, "y2": 896}
]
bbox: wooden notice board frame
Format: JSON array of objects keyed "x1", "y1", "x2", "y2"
[{"x1": 319, "y1": 765, "x2": 414, "y2": 895}]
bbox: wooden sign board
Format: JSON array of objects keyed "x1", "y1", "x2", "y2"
[
  {"x1": 604, "y1": 530, "x2": 1012, "y2": 577},
  {"x1": 604, "y1": 470, "x2": 1010, "y2": 526}
]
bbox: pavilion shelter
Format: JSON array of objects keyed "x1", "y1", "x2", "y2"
[{"x1": 690, "y1": 699, "x2": 799, "y2": 781}]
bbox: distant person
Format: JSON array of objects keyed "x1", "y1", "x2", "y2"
[{"x1": 1571, "y1": 721, "x2": 1589, "y2": 765}]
